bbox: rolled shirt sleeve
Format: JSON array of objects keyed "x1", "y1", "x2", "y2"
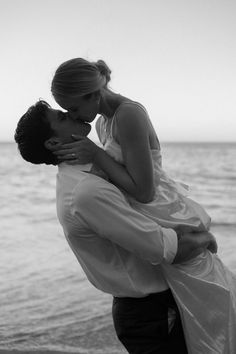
[
  {"x1": 72, "y1": 178, "x2": 178, "y2": 265},
  {"x1": 161, "y1": 228, "x2": 178, "y2": 264}
]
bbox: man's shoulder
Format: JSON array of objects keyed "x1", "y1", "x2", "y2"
[{"x1": 73, "y1": 174, "x2": 119, "y2": 205}]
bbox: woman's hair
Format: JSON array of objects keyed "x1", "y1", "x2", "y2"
[
  {"x1": 14, "y1": 100, "x2": 58, "y2": 165},
  {"x1": 51, "y1": 58, "x2": 112, "y2": 99}
]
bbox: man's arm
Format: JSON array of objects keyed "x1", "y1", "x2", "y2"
[{"x1": 73, "y1": 178, "x2": 215, "y2": 265}]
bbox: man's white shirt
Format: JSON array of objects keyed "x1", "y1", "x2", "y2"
[{"x1": 56, "y1": 163, "x2": 178, "y2": 297}]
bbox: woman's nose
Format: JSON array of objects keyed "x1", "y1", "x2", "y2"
[{"x1": 68, "y1": 111, "x2": 80, "y2": 120}]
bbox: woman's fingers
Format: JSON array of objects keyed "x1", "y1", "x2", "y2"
[
  {"x1": 58, "y1": 140, "x2": 84, "y2": 149},
  {"x1": 52, "y1": 136, "x2": 97, "y2": 164},
  {"x1": 56, "y1": 152, "x2": 88, "y2": 162},
  {"x1": 52, "y1": 137, "x2": 86, "y2": 153},
  {"x1": 71, "y1": 134, "x2": 84, "y2": 140},
  {"x1": 53, "y1": 143, "x2": 81, "y2": 152},
  {"x1": 52, "y1": 140, "x2": 88, "y2": 156},
  {"x1": 53, "y1": 149, "x2": 76, "y2": 156},
  {"x1": 60, "y1": 157, "x2": 89, "y2": 165},
  {"x1": 66, "y1": 159, "x2": 80, "y2": 165},
  {"x1": 57, "y1": 155, "x2": 76, "y2": 160},
  {"x1": 49, "y1": 143, "x2": 63, "y2": 152}
]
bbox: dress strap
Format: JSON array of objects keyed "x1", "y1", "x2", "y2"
[{"x1": 96, "y1": 115, "x2": 107, "y2": 145}]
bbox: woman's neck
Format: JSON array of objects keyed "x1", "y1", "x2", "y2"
[{"x1": 99, "y1": 90, "x2": 130, "y2": 119}]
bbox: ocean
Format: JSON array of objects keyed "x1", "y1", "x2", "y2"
[{"x1": 0, "y1": 142, "x2": 236, "y2": 353}]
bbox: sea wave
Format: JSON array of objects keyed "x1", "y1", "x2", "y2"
[
  {"x1": 211, "y1": 221, "x2": 236, "y2": 228},
  {"x1": 1, "y1": 142, "x2": 235, "y2": 353}
]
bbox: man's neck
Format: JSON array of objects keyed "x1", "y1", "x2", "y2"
[{"x1": 58, "y1": 162, "x2": 92, "y2": 172}]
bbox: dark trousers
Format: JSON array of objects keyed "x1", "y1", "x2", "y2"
[{"x1": 112, "y1": 289, "x2": 188, "y2": 354}]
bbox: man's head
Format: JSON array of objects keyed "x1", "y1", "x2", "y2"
[{"x1": 15, "y1": 100, "x2": 91, "y2": 165}]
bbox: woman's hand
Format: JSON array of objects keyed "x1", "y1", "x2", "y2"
[{"x1": 52, "y1": 135, "x2": 101, "y2": 164}]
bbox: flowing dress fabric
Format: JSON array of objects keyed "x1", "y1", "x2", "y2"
[{"x1": 96, "y1": 102, "x2": 236, "y2": 354}]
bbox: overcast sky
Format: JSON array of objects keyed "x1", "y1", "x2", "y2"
[{"x1": 1, "y1": 0, "x2": 235, "y2": 142}]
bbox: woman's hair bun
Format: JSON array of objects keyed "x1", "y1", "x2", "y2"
[{"x1": 95, "y1": 60, "x2": 111, "y2": 84}]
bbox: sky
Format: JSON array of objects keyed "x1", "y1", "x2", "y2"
[{"x1": 1, "y1": 0, "x2": 235, "y2": 142}]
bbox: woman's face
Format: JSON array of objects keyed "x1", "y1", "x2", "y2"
[{"x1": 55, "y1": 94, "x2": 100, "y2": 123}]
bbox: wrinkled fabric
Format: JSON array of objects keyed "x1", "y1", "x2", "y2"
[
  {"x1": 97, "y1": 106, "x2": 211, "y2": 233},
  {"x1": 96, "y1": 102, "x2": 236, "y2": 353},
  {"x1": 163, "y1": 251, "x2": 236, "y2": 353}
]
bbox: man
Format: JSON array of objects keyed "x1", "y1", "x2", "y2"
[{"x1": 15, "y1": 100, "x2": 216, "y2": 354}]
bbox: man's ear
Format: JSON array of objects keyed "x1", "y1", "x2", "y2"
[{"x1": 44, "y1": 137, "x2": 61, "y2": 151}]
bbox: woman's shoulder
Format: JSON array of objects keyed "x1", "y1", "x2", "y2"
[
  {"x1": 108, "y1": 101, "x2": 151, "y2": 148},
  {"x1": 114, "y1": 100, "x2": 149, "y2": 129},
  {"x1": 113, "y1": 100, "x2": 160, "y2": 150},
  {"x1": 115, "y1": 100, "x2": 148, "y2": 117}
]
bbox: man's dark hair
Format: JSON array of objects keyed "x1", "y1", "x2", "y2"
[{"x1": 14, "y1": 100, "x2": 58, "y2": 165}]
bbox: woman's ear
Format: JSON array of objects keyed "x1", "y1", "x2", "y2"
[
  {"x1": 44, "y1": 137, "x2": 61, "y2": 151},
  {"x1": 89, "y1": 90, "x2": 101, "y2": 102},
  {"x1": 84, "y1": 90, "x2": 100, "y2": 102}
]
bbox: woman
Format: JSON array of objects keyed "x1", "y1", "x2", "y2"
[{"x1": 51, "y1": 58, "x2": 236, "y2": 353}]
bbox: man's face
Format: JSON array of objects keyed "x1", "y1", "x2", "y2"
[{"x1": 45, "y1": 107, "x2": 91, "y2": 142}]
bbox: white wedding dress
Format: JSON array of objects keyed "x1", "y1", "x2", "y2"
[{"x1": 96, "y1": 103, "x2": 236, "y2": 354}]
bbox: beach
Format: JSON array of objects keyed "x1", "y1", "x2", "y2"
[
  {"x1": 0, "y1": 324, "x2": 126, "y2": 354},
  {"x1": 1, "y1": 142, "x2": 235, "y2": 353}
]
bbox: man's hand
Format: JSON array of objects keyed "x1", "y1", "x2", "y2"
[
  {"x1": 172, "y1": 231, "x2": 217, "y2": 264},
  {"x1": 206, "y1": 233, "x2": 218, "y2": 254}
]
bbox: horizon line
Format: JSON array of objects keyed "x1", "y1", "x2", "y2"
[{"x1": 2, "y1": 140, "x2": 236, "y2": 144}]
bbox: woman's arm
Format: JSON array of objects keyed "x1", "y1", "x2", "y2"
[
  {"x1": 93, "y1": 105, "x2": 155, "y2": 202},
  {"x1": 53, "y1": 105, "x2": 157, "y2": 202}
]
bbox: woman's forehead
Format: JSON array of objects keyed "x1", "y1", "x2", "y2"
[{"x1": 56, "y1": 96, "x2": 82, "y2": 110}]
